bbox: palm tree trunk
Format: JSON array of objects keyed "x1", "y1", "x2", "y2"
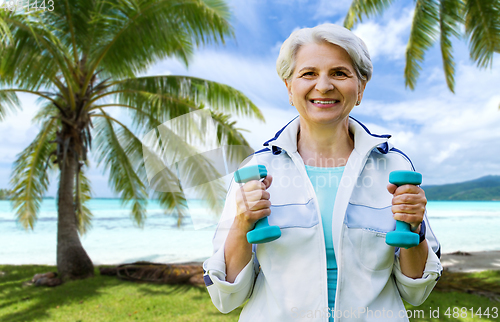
[{"x1": 57, "y1": 149, "x2": 94, "y2": 280}]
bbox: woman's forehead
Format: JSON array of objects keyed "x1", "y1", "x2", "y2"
[{"x1": 294, "y1": 42, "x2": 355, "y2": 71}]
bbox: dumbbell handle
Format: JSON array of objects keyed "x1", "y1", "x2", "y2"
[
  {"x1": 234, "y1": 165, "x2": 281, "y2": 244},
  {"x1": 385, "y1": 171, "x2": 422, "y2": 249}
]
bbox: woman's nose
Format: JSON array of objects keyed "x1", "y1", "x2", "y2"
[{"x1": 315, "y1": 75, "x2": 334, "y2": 94}]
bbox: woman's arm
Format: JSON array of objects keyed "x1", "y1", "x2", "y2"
[
  {"x1": 387, "y1": 183, "x2": 428, "y2": 278},
  {"x1": 398, "y1": 225, "x2": 428, "y2": 278},
  {"x1": 203, "y1": 174, "x2": 272, "y2": 313},
  {"x1": 225, "y1": 175, "x2": 273, "y2": 282},
  {"x1": 224, "y1": 222, "x2": 253, "y2": 283}
]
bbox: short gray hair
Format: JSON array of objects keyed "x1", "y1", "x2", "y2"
[{"x1": 276, "y1": 24, "x2": 373, "y2": 83}]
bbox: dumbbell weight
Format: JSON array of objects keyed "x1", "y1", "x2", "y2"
[
  {"x1": 234, "y1": 165, "x2": 281, "y2": 244},
  {"x1": 385, "y1": 170, "x2": 422, "y2": 249}
]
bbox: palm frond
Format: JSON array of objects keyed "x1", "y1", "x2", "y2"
[
  {"x1": 74, "y1": 164, "x2": 93, "y2": 235},
  {"x1": 0, "y1": 12, "x2": 12, "y2": 41},
  {"x1": 88, "y1": 0, "x2": 232, "y2": 80},
  {"x1": 175, "y1": 152, "x2": 225, "y2": 216},
  {"x1": 10, "y1": 118, "x2": 57, "y2": 229},
  {"x1": 32, "y1": 100, "x2": 60, "y2": 125},
  {"x1": 50, "y1": 0, "x2": 96, "y2": 64},
  {"x1": 439, "y1": 0, "x2": 465, "y2": 92},
  {"x1": 0, "y1": 12, "x2": 75, "y2": 92},
  {"x1": 0, "y1": 89, "x2": 20, "y2": 121},
  {"x1": 93, "y1": 102, "x2": 225, "y2": 225},
  {"x1": 344, "y1": 0, "x2": 396, "y2": 29},
  {"x1": 154, "y1": 191, "x2": 189, "y2": 227},
  {"x1": 92, "y1": 111, "x2": 148, "y2": 226},
  {"x1": 464, "y1": 0, "x2": 500, "y2": 68},
  {"x1": 140, "y1": 110, "x2": 234, "y2": 223},
  {"x1": 209, "y1": 111, "x2": 254, "y2": 168},
  {"x1": 141, "y1": 131, "x2": 190, "y2": 224},
  {"x1": 110, "y1": 76, "x2": 263, "y2": 129},
  {"x1": 405, "y1": 0, "x2": 440, "y2": 90}
]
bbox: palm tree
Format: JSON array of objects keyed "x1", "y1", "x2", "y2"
[
  {"x1": 0, "y1": 0, "x2": 263, "y2": 281},
  {"x1": 344, "y1": 0, "x2": 500, "y2": 92}
]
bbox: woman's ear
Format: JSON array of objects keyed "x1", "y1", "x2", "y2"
[
  {"x1": 357, "y1": 80, "x2": 367, "y2": 103},
  {"x1": 284, "y1": 79, "x2": 293, "y2": 104}
]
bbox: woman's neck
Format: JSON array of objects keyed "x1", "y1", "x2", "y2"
[{"x1": 297, "y1": 117, "x2": 354, "y2": 168}]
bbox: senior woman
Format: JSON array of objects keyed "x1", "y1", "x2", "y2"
[{"x1": 203, "y1": 24, "x2": 442, "y2": 322}]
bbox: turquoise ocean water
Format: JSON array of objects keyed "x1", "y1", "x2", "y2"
[{"x1": 1, "y1": 199, "x2": 499, "y2": 265}]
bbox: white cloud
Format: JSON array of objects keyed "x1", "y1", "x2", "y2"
[
  {"x1": 354, "y1": 58, "x2": 500, "y2": 184},
  {"x1": 226, "y1": 0, "x2": 262, "y2": 35},
  {"x1": 352, "y1": 9, "x2": 413, "y2": 61},
  {"x1": 0, "y1": 93, "x2": 41, "y2": 164}
]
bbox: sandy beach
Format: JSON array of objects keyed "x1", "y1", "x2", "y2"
[{"x1": 441, "y1": 250, "x2": 500, "y2": 272}]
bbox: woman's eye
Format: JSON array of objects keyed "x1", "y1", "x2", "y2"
[
  {"x1": 333, "y1": 71, "x2": 347, "y2": 77},
  {"x1": 301, "y1": 72, "x2": 314, "y2": 77}
]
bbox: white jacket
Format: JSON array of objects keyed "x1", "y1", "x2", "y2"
[{"x1": 203, "y1": 116, "x2": 443, "y2": 321}]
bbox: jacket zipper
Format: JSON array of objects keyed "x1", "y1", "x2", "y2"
[
  {"x1": 334, "y1": 147, "x2": 380, "y2": 321},
  {"x1": 289, "y1": 150, "x2": 330, "y2": 321}
]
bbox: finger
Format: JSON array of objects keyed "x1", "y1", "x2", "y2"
[
  {"x1": 387, "y1": 183, "x2": 397, "y2": 195},
  {"x1": 236, "y1": 190, "x2": 271, "y2": 210},
  {"x1": 242, "y1": 189, "x2": 267, "y2": 202},
  {"x1": 235, "y1": 208, "x2": 272, "y2": 232},
  {"x1": 391, "y1": 204, "x2": 423, "y2": 215},
  {"x1": 240, "y1": 194, "x2": 270, "y2": 210},
  {"x1": 247, "y1": 208, "x2": 272, "y2": 223},
  {"x1": 392, "y1": 193, "x2": 427, "y2": 205},
  {"x1": 242, "y1": 179, "x2": 267, "y2": 192},
  {"x1": 247, "y1": 199, "x2": 272, "y2": 211},
  {"x1": 262, "y1": 174, "x2": 273, "y2": 190},
  {"x1": 393, "y1": 184, "x2": 421, "y2": 195},
  {"x1": 260, "y1": 190, "x2": 271, "y2": 200},
  {"x1": 392, "y1": 212, "x2": 423, "y2": 226}
]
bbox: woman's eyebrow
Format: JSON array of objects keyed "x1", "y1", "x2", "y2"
[
  {"x1": 297, "y1": 67, "x2": 315, "y2": 73},
  {"x1": 331, "y1": 66, "x2": 353, "y2": 73},
  {"x1": 297, "y1": 66, "x2": 354, "y2": 73}
]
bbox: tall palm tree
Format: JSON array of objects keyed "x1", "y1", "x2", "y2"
[
  {"x1": 344, "y1": 0, "x2": 500, "y2": 92},
  {"x1": 0, "y1": 0, "x2": 263, "y2": 281}
]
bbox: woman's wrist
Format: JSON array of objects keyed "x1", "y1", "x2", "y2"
[{"x1": 410, "y1": 223, "x2": 421, "y2": 233}]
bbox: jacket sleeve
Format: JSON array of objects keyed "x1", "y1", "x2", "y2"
[
  {"x1": 202, "y1": 178, "x2": 260, "y2": 314},
  {"x1": 392, "y1": 213, "x2": 443, "y2": 306}
]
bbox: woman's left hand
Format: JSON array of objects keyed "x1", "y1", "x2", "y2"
[{"x1": 387, "y1": 184, "x2": 427, "y2": 233}]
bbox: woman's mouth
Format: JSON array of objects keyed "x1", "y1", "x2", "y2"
[{"x1": 310, "y1": 99, "x2": 339, "y2": 107}]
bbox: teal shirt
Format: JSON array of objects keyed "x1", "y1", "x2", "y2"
[{"x1": 305, "y1": 165, "x2": 344, "y2": 315}]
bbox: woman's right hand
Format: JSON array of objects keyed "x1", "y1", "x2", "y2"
[
  {"x1": 233, "y1": 175, "x2": 273, "y2": 234},
  {"x1": 224, "y1": 174, "x2": 273, "y2": 283}
]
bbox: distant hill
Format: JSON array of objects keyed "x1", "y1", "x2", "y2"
[
  {"x1": 0, "y1": 189, "x2": 12, "y2": 200},
  {"x1": 422, "y1": 175, "x2": 500, "y2": 201}
]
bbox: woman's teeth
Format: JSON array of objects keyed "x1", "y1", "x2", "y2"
[{"x1": 312, "y1": 100, "x2": 338, "y2": 104}]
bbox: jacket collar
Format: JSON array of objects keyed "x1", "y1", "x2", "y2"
[{"x1": 263, "y1": 115, "x2": 391, "y2": 157}]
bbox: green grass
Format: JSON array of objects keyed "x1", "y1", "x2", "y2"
[
  {"x1": 0, "y1": 265, "x2": 242, "y2": 321},
  {"x1": 407, "y1": 270, "x2": 500, "y2": 321},
  {"x1": 1, "y1": 265, "x2": 499, "y2": 321}
]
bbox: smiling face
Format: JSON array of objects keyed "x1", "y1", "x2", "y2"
[{"x1": 285, "y1": 41, "x2": 366, "y2": 127}]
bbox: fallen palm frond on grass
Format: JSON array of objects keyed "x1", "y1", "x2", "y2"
[{"x1": 99, "y1": 261, "x2": 204, "y2": 286}]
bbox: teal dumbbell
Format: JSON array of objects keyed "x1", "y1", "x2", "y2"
[
  {"x1": 234, "y1": 165, "x2": 281, "y2": 244},
  {"x1": 385, "y1": 170, "x2": 422, "y2": 249}
]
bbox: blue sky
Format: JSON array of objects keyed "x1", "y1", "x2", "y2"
[{"x1": 1, "y1": 0, "x2": 499, "y2": 197}]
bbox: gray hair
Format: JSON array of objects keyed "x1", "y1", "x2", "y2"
[{"x1": 276, "y1": 24, "x2": 373, "y2": 83}]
